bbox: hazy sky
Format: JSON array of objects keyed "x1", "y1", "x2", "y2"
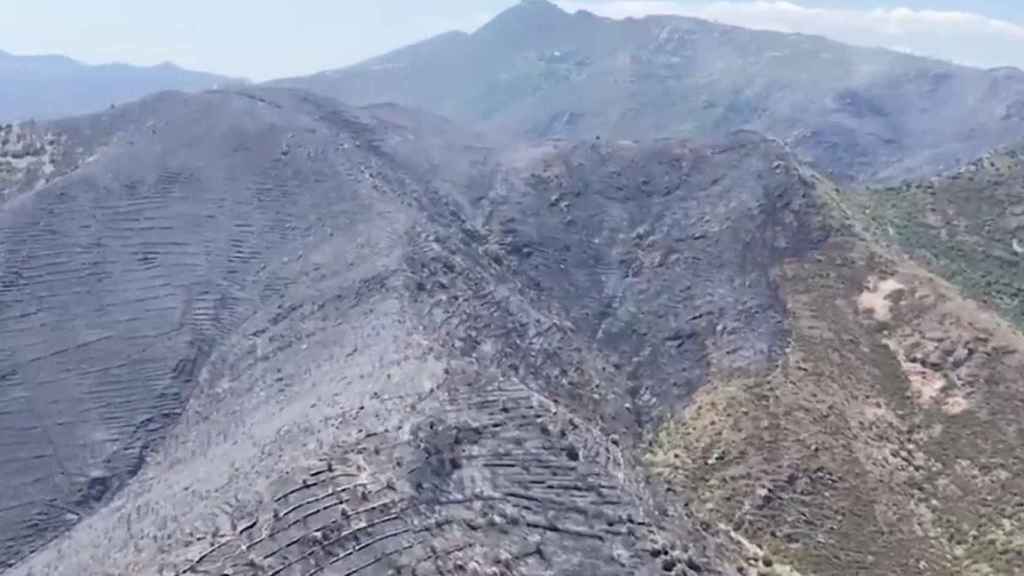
[{"x1": 1, "y1": 1, "x2": 1023, "y2": 80}]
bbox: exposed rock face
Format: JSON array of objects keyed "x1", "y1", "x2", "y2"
[
  {"x1": 275, "y1": 0, "x2": 1024, "y2": 183},
  {"x1": 1, "y1": 87, "x2": 829, "y2": 574},
  {"x1": 0, "y1": 123, "x2": 62, "y2": 201}
]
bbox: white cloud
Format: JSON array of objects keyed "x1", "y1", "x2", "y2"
[{"x1": 557, "y1": 1, "x2": 1024, "y2": 70}]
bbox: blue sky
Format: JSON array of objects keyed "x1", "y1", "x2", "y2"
[
  {"x1": 1, "y1": 1, "x2": 1022, "y2": 80},
  {"x1": 810, "y1": 0, "x2": 1019, "y2": 20}
]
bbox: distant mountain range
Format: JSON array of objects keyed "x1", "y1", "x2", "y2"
[
  {"x1": 276, "y1": 0, "x2": 1024, "y2": 182},
  {"x1": 6, "y1": 0, "x2": 1023, "y2": 184},
  {"x1": 0, "y1": 49, "x2": 241, "y2": 123}
]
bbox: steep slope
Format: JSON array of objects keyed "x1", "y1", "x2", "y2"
[
  {"x1": 1, "y1": 88, "x2": 829, "y2": 575},
  {"x1": 0, "y1": 87, "x2": 422, "y2": 568},
  {"x1": 0, "y1": 50, "x2": 237, "y2": 123},
  {"x1": 275, "y1": 0, "x2": 1024, "y2": 183},
  {"x1": 650, "y1": 232, "x2": 1024, "y2": 576},
  {"x1": 646, "y1": 156, "x2": 1024, "y2": 576}
]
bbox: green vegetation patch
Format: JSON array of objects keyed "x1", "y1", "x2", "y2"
[{"x1": 859, "y1": 147, "x2": 1024, "y2": 327}]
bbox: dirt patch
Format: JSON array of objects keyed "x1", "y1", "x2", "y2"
[
  {"x1": 942, "y1": 394, "x2": 970, "y2": 415},
  {"x1": 858, "y1": 276, "x2": 906, "y2": 322},
  {"x1": 726, "y1": 526, "x2": 807, "y2": 576}
]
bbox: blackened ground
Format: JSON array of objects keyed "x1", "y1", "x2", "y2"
[{"x1": 2, "y1": 87, "x2": 830, "y2": 575}]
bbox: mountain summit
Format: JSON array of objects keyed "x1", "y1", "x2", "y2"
[{"x1": 475, "y1": 0, "x2": 573, "y2": 37}]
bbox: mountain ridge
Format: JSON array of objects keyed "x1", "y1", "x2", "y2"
[
  {"x1": 273, "y1": 0, "x2": 1024, "y2": 184},
  {"x1": 0, "y1": 49, "x2": 242, "y2": 123}
]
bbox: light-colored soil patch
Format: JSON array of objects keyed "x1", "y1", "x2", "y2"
[
  {"x1": 942, "y1": 394, "x2": 971, "y2": 415},
  {"x1": 726, "y1": 526, "x2": 807, "y2": 576},
  {"x1": 858, "y1": 277, "x2": 906, "y2": 321},
  {"x1": 884, "y1": 337, "x2": 947, "y2": 405}
]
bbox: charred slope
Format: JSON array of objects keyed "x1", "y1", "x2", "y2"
[
  {"x1": 8, "y1": 85, "x2": 1024, "y2": 576},
  {"x1": 2, "y1": 88, "x2": 828, "y2": 575},
  {"x1": 0, "y1": 87, "x2": 432, "y2": 568},
  {"x1": 464, "y1": 135, "x2": 827, "y2": 427},
  {"x1": 275, "y1": 0, "x2": 1024, "y2": 183}
]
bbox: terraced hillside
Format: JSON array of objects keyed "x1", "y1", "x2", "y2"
[
  {"x1": 0, "y1": 88, "x2": 429, "y2": 568},
  {"x1": 277, "y1": 0, "x2": 1024, "y2": 183}
]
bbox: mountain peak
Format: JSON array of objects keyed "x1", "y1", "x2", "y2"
[
  {"x1": 517, "y1": 0, "x2": 562, "y2": 11},
  {"x1": 475, "y1": 0, "x2": 570, "y2": 37},
  {"x1": 502, "y1": 0, "x2": 569, "y2": 20}
]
